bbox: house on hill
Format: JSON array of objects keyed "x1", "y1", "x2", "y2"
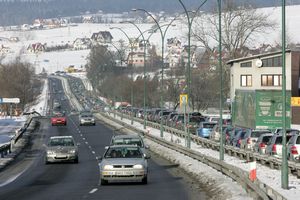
[{"x1": 91, "y1": 31, "x2": 113, "y2": 45}]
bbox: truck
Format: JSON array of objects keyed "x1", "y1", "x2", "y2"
[{"x1": 231, "y1": 89, "x2": 291, "y2": 130}]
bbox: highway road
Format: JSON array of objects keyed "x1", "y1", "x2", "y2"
[{"x1": 0, "y1": 77, "x2": 207, "y2": 200}]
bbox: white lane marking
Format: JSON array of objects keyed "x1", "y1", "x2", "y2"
[
  {"x1": 80, "y1": 134, "x2": 83, "y2": 137},
  {"x1": 89, "y1": 188, "x2": 98, "y2": 194},
  {"x1": 0, "y1": 169, "x2": 27, "y2": 187},
  {"x1": 83, "y1": 138, "x2": 86, "y2": 140},
  {"x1": 88, "y1": 146, "x2": 92, "y2": 149},
  {"x1": 92, "y1": 151, "x2": 95, "y2": 154},
  {"x1": 85, "y1": 141, "x2": 88, "y2": 144}
]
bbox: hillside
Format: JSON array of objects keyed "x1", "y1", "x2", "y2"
[{"x1": 0, "y1": 0, "x2": 299, "y2": 26}]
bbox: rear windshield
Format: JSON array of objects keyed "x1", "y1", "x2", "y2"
[
  {"x1": 203, "y1": 123, "x2": 216, "y2": 128},
  {"x1": 262, "y1": 135, "x2": 272, "y2": 143},
  {"x1": 251, "y1": 131, "x2": 270, "y2": 138},
  {"x1": 275, "y1": 135, "x2": 292, "y2": 144},
  {"x1": 296, "y1": 136, "x2": 300, "y2": 144}
]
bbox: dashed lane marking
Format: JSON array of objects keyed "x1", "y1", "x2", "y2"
[{"x1": 89, "y1": 188, "x2": 98, "y2": 194}]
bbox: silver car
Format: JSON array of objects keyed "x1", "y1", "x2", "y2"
[
  {"x1": 99, "y1": 145, "x2": 150, "y2": 185},
  {"x1": 45, "y1": 136, "x2": 78, "y2": 164},
  {"x1": 79, "y1": 112, "x2": 95, "y2": 126}
]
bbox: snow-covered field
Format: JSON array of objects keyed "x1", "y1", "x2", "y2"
[{"x1": 1, "y1": 5, "x2": 300, "y2": 74}]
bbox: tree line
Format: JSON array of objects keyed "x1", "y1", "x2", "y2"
[{"x1": 0, "y1": 58, "x2": 42, "y2": 114}]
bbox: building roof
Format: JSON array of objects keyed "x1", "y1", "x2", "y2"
[{"x1": 226, "y1": 49, "x2": 293, "y2": 66}]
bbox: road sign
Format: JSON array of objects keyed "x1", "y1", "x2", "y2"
[
  {"x1": 291, "y1": 97, "x2": 300, "y2": 106},
  {"x1": 180, "y1": 94, "x2": 188, "y2": 108},
  {"x1": 2, "y1": 98, "x2": 20, "y2": 104}
]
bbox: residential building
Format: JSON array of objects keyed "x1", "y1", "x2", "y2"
[
  {"x1": 227, "y1": 50, "x2": 300, "y2": 124},
  {"x1": 73, "y1": 38, "x2": 92, "y2": 50},
  {"x1": 91, "y1": 31, "x2": 113, "y2": 44}
]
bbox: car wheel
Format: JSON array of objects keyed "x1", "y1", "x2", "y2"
[
  {"x1": 100, "y1": 178, "x2": 108, "y2": 185},
  {"x1": 142, "y1": 176, "x2": 148, "y2": 184},
  {"x1": 74, "y1": 157, "x2": 79, "y2": 163}
]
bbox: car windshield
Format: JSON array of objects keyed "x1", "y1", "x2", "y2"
[
  {"x1": 48, "y1": 138, "x2": 74, "y2": 146},
  {"x1": 112, "y1": 138, "x2": 143, "y2": 147},
  {"x1": 105, "y1": 147, "x2": 142, "y2": 158}
]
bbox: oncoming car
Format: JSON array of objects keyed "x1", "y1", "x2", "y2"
[
  {"x1": 51, "y1": 112, "x2": 67, "y2": 126},
  {"x1": 99, "y1": 145, "x2": 150, "y2": 185},
  {"x1": 45, "y1": 136, "x2": 78, "y2": 164}
]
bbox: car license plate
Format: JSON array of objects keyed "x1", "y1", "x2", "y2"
[{"x1": 116, "y1": 171, "x2": 133, "y2": 175}]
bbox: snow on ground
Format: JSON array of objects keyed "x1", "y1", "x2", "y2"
[
  {"x1": 109, "y1": 113, "x2": 300, "y2": 200},
  {"x1": 1, "y1": 5, "x2": 300, "y2": 74}
]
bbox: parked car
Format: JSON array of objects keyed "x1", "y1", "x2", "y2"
[
  {"x1": 265, "y1": 131, "x2": 296, "y2": 157},
  {"x1": 79, "y1": 111, "x2": 95, "y2": 126},
  {"x1": 253, "y1": 133, "x2": 273, "y2": 154},
  {"x1": 196, "y1": 121, "x2": 217, "y2": 138},
  {"x1": 164, "y1": 111, "x2": 177, "y2": 126},
  {"x1": 240, "y1": 129, "x2": 272, "y2": 150},
  {"x1": 45, "y1": 136, "x2": 78, "y2": 164},
  {"x1": 210, "y1": 124, "x2": 230, "y2": 142},
  {"x1": 232, "y1": 129, "x2": 248, "y2": 148},
  {"x1": 188, "y1": 116, "x2": 206, "y2": 134},
  {"x1": 287, "y1": 131, "x2": 300, "y2": 162},
  {"x1": 51, "y1": 112, "x2": 67, "y2": 126},
  {"x1": 155, "y1": 110, "x2": 172, "y2": 123},
  {"x1": 110, "y1": 134, "x2": 149, "y2": 155},
  {"x1": 226, "y1": 127, "x2": 242, "y2": 145},
  {"x1": 99, "y1": 145, "x2": 150, "y2": 185}
]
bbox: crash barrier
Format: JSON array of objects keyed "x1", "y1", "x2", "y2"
[
  {"x1": 0, "y1": 114, "x2": 39, "y2": 158},
  {"x1": 112, "y1": 111, "x2": 300, "y2": 179},
  {"x1": 100, "y1": 111, "x2": 286, "y2": 200}
]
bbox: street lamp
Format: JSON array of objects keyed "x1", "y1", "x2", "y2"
[
  {"x1": 120, "y1": 21, "x2": 148, "y2": 130},
  {"x1": 281, "y1": 0, "x2": 288, "y2": 190},
  {"x1": 132, "y1": 8, "x2": 178, "y2": 138},
  {"x1": 217, "y1": 0, "x2": 224, "y2": 161},
  {"x1": 109, "y1": 27, "x2": 135, "y2": 125},
  {"x1": 178, "y1": 0, "x2": 208, "y2": 148}
]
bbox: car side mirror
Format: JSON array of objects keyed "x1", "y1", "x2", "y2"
[
  {"x1": 97, "y1": 156, "x2": 102, "y2": 161},
  {"x1": 144, "y1": 154, "x2": 151, "y2": 159}
]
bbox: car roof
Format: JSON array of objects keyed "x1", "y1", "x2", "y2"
[
  {"x1": 50, "y1": 136, "x2": 73, "y2": 139},
  {"x1": 112, "y1": 135, "x2": 141, "y2": 139},
  {"x1": 108, "y1": 144, "x2": 141, "y2": 148}
]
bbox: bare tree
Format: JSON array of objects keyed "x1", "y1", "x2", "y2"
[{"x1": 193, "y1": 1, "x2": 277, "y2": 59}]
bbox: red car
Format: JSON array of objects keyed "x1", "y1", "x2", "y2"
[{"x1": 51, "y1": 112, "x2": 67, "y2": 126}]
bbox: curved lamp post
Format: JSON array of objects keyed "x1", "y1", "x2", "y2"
[
  {"x1": 132, "y1": 8, "x2": 178, "y2": 138},
  {"x1": 178, "y1": 0, "x2": 208, "y2": 148},
  {"x1": 120, "y1": 21, "x2": 148, "y2": 130},
  {"x1": 109, "y1": 27, "x2": 135, "y2": 125}
]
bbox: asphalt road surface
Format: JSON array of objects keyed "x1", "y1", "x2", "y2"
[{"x1": 0, "y1": 77, "x2": 208, "y2": 200}]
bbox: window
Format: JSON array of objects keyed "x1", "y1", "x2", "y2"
[
  {"x1": 240, "y1": 61, "x2": 252, "y2": 67},
  {"x1": 241, "y1": 75, "x2": 252, "y2": 87},
  {"x1": 261, "y1": 56, "x2": 282, "y2": 67},
  {"x1": 261, "y1": 75, "x2": 282, "y2": 86}
]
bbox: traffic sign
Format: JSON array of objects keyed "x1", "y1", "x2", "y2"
[
  {"x1": 2, "y1": 98, "x2": 20, "y2": 104},
  {"x1": 180, "y1": 94, "x2": 188, "y2": 108},
  {"x1": 291, "y1": 97, "x2": 300, "y2": 106}
]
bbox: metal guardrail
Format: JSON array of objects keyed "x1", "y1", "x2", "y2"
[{"x1": 115, "y1": 112, "x2": 300, "y2": 179}]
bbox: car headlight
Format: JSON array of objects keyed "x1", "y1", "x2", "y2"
[
  {"x1": 47, "y1": 151, "x2": 55, "y2": 155},
  {"x1": 133, "y1": 164, "x2": 143, "y2": 169},
  {"x1": 103, "y1": 165, "x2": 114, "y2": 170},
  {"x1": 69, "y1": 149, "x2": 76, "y2": 154}
]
